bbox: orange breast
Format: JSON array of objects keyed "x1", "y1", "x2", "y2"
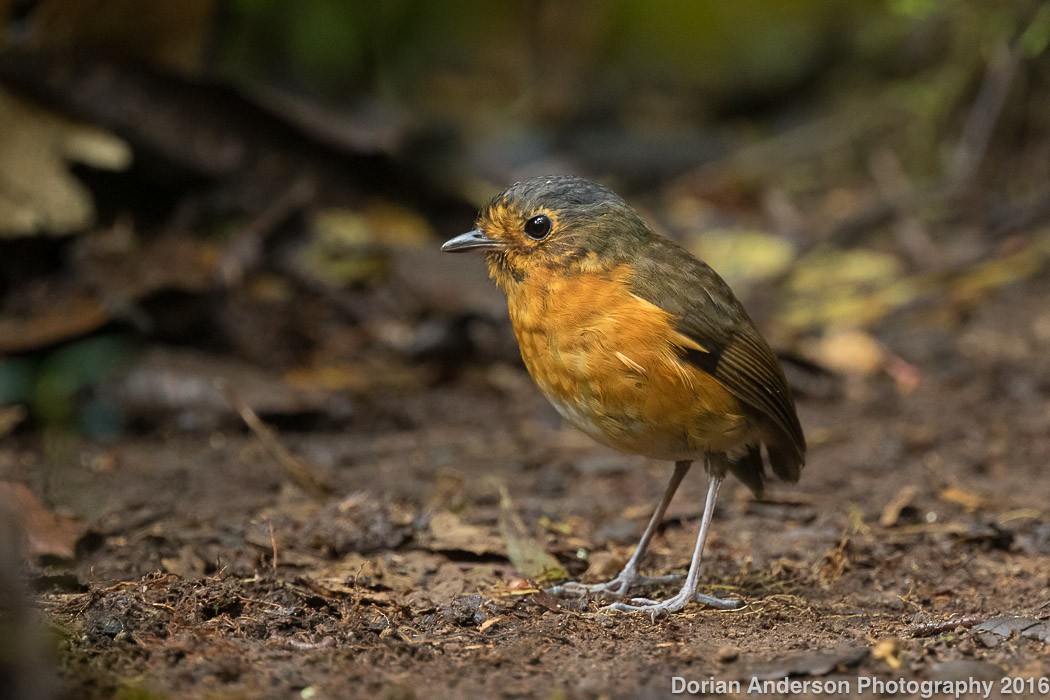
[{"x1": 506, "y1": 264, "x2": 751, "y2": 460}]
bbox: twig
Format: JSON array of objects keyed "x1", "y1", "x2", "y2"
[
  {"x1": 284, "y1": 635, "x2": 335, "y2": 651},
  {"x1": 869, "y1": 149, "x2": 941, "y2": 268},
  {"x1": 989, "y1": 186, "x2": 1050, "y2": 237},
  {"x1": 268, "y1": 520, "x2": 279, "y2": 577},
  {"x1": 948, "y1": 40, "x2": 1023, "y2": 192},
  {"x1": 221, "y1": 381, "x2": 333, "y2": 498},
  {"x1": 218, "y1": 178, "x2": 316, "y2": 287},
  {"x1": 910, "y1": 616, "x2": 982, "y2": 638},
  {"x1": 739, "y1": 13, "x2": 1038, "y2": 251},
  {"x1": 879, "y1": 485, "x2": 918, "y2": 528},
  {"x1": 674, "y1": 97, "x2": 902, "y2": 195}
]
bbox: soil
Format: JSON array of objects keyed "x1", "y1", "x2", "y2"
[{"x1": 7, "y1": 270, "x2": 1050, "y2": 699}]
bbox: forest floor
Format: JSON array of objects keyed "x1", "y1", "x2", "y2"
[{"x1": 6, "y1": 267, "x2": 1050, "y2": 699}]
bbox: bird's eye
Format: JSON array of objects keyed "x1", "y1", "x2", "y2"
[{"x1": 523, "y1": 214, "x2": 552, "y2": 240}]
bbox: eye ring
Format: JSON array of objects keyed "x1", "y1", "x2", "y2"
[{"x1": 523, "y1": 214, "x2": 552, "y2": 240}]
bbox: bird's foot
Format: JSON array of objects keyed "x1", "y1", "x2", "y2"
[
  {"x1": 601, "y1": 590, "x2": 742, "y2": 618},
  {"x1": 546, "y1": 572, "x2": 682, "y2": 601}
]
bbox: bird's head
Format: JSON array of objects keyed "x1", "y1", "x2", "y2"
[{"x1": 441, "y1": 175, "x2": 649, "y2": 293}]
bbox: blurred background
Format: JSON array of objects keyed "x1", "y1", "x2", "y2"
[
  {"x1": 1, "y1": 0, "x2": 1048, "y2": 439},
  {"x1": 2, "y1": 1, "x2": 1050, "y2": 696}
]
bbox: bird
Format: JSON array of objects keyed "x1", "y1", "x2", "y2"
[{"x1": 441, "y1": 175, "x2": 805, "y2": 615}]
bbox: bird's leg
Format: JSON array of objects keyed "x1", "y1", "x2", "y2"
[
  {"x1": 547, "y1": 460, "x2": 691, "y2": 600},
  {"x1": 604, "y1": 462, "x2": 742, "y2": 616}
]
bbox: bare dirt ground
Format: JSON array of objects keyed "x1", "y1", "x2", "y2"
[{"x1": 5, "y1": 267, "x2": 1050, "y2": 699}]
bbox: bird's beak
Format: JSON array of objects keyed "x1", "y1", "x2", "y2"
[{"x1": 441, "y1": 229, "x2": 504, "y2": 253}]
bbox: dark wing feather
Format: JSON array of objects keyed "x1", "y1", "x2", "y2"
[
  {"x1": 727, "y1": 446, "x2": 765, "y2": 498},
  {"x1": 714, "y1": 325, "x2": 806, "y2": 457},
  {"x1": 628, "y1": 236, "x2": 806, "y2": 465}
]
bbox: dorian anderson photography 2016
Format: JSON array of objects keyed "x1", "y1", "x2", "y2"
[{"x1": 671, "y1": 674, "x2": 1050, "y2": 697}]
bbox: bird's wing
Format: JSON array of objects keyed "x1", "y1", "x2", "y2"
[{"x1": 628, "y1": 238, "x2": 806, "y2": 461}]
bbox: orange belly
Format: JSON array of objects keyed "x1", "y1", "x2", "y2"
[{"x1": 507, "y1": 264, "x2": 751, "y2": 460}]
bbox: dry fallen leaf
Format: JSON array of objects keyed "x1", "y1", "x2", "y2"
[
  {"x1": 427, "y1": 510, "x2": 505, "y2": 557},
  {"x1": 879, "y1": 485, "x2": 919, "y2": 527},
  {"x1": 359, "y1": 200, "x2": 435, "y2": 247},
  {"x1": 817, "y1": 531, "x2": 850, "y2": 589},
  {"x1": 498, "y1": 487, "x2": 568, "y2": 582},
  {"x1": 0, "y1": 481, "x2": 80, "y2": 559},
  {"x1": 582, "y1": 550, "x2": 623, "y2": 580},
  {"x1": 309, "y1": 552, "x2": 414, "y2": 598},
  {"x1": 0, "y1": 233, "x2": 220, "y2": 353},
  {"x1": 298, "y1": 203, "x2": 434, "y2": 286},
  {"x1": 0, "y1": 85, "x2": 131, "y2": 237},
  {"x1": 974, "y1": 617, "x2": 1050, "y2": 644},
  {"x1": 808, "y1": 329, "x2": 886, "y2": 376},
  {"x1": 478, "y1": 615, "x2": 504, "y2": 632},
  {"x1": 885, "y1": 353, "x2": 922, "y2": 393},
  {"x1": 784, "y1": 248, "x2": 923, "y2": 331},
  {"x1": 939, "y1": 487, "x2": 986, "y2": 512},
  {"x1": 950, "y1": 245, "x2": 1048, "y2": 305},
  {"x1": 871, "y1": 637, "x2": 903, "y2": 670},
  {"x1": 686, "y1": 229, "x2": 795, "y2": 290}
]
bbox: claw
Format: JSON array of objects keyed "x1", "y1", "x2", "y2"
[
  {"x1": 598, "y1": 590, "x2": 742, "y2": 616},
  {"x1": 601, "y1": 592, "x2": 690, "y2": 616},
  {"x1": 549, "y1": 469, "x2": 752, "y2": 618},
  {"x1": 694, "y1": 592, "x2": 742, "y2": 610},
  {"x1": 547, "y1": 462, "x2": 693, "y2": 604},
  {"x1": 546, "y1": 574, "x2": 633, "y2": 600},
  {"x1": 596, "y1": 473, "x2": 745, "y2": 616},
  {"x1": 546, "y1": 572, "x2": 686, "y2": 601}
]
